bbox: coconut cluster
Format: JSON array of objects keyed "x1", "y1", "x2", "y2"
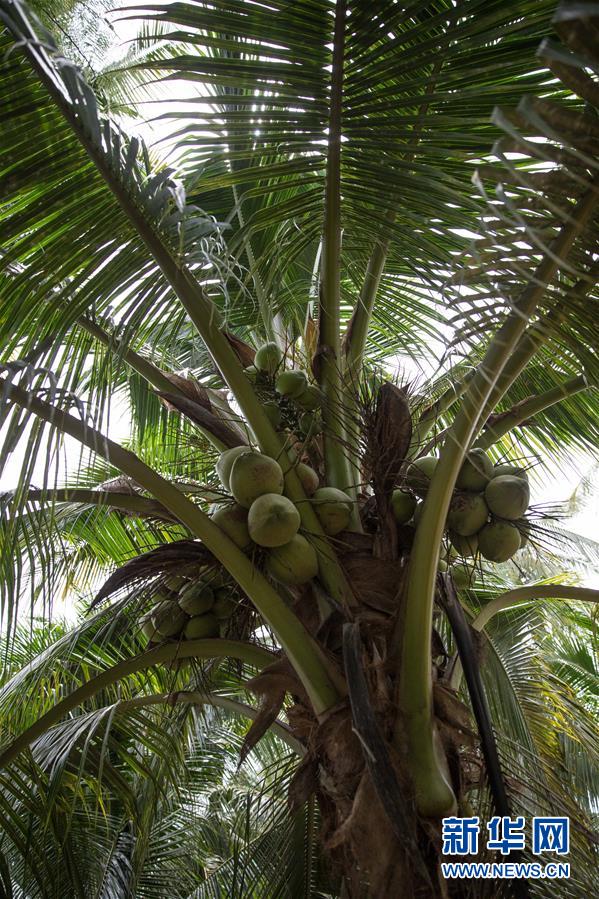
[
  {"x1": 188, "y1": 342, "x2": 350, "y2": 585},
  {"x1": 391, "y1": 449, "x2": 531, "y2": 578},
  {"x1": 213, "y1": 442, "x2": 353, "y2": 586},
  {"x1": 139, "y1": 571, "x2": 237, "y2": 643},
  {"x1": 244, "y1": 341, "x2": 324, "y2": 436}
]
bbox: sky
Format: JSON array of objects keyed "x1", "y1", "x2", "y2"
[{"x1": 1, "y1": 3, "x2": 597, "y2": 613}]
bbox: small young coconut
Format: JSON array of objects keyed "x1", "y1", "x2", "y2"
[
  {"x1": 493, "y1": 462, "x2": 529, "y2": 481},
  {"x1": 438, "y1": 558, "x2": 448, "y2": 573},
  {"x1": 212, "y1": 589, "x2": 237, "y2": 619},
  {"x1": 265, "y1": 534, "x2": 319, "y2": 585},
  {"x1": 451, "y1": 562, "x2": 473, "y2": 589},
  {"x1": 299, "y1": 411, "x2": 322, "y2": 435},
  {"x1": 255, "y1": 342, "x2": 283, "y2": 374},
  {"x1": 449, "y1": 531, "x2": 479, "y2": 558},
  {"x1": 276, "y1": 369, "x2": 308, "y2": 398},
  {"x1": 456, "y1": 448, "x2": 493, "y2": 491},
  {"x1": 405, "y1": 455, "x2": 438, "y2": 495},
  {"x1": 263, "y1": 401, "x2": 282, "y2": 428},
  {"x1": 295, "y1": 385, "x2": 323, "y2": 411},
  {"x1": 184, "y1": 613, "x2": 220, "y2": 639},
  {"x1": 443, "y1": 543, "x2": 460, "y2": 563},
  {"x1": 211, "y1": 503, "x2": 252, "y2": 550},
  {"x1": 311, "y1": 487, "x2": 353, "y2": 535},
  {"x1": 140, "y1": 613, "x2": 159, "y2": 641},
  {"x1": 391, "y1": 490, "x2": 417, "y2": 524},
  {"x1": 248, "y1": 494, "x2": 301, "y2": 547},
  {"x1": 164, "y1": 574, "x2": 189, "y2": 593},
  {"x1": 216, "y1": 445, "x2": 253, "y2": 490},
  {"x1": 295, "y1": 462, "x2": 319, "y2": 496},
  {"x1": 485, "y1": 475, "x2": 530, "y2": 520},
  {"x1": 446, "y1": 492, "x2": 489, "y2": 537},
  {"x1": 229, "y1": 452, "x2": 284, "y2": 508},
  {"x1": 151, "y1": 601, "x2": 188, "y2": 638},
  {"x1": 178, "y1": 581, "x2": 214, "y2": 616},
  {"x1": 478, "y1": 521, "x2": 521, "y2": 562}
]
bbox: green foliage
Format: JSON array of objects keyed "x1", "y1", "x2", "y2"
[{"x1": 0, "y1": 0, "x2": 598, "y2": 893}]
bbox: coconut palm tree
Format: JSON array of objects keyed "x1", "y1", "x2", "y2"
[{"x1": 0, "y1": 0, "x2": 598, "y2": 895}]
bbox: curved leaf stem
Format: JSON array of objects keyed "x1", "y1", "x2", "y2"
[
  {"x1": 473, "y1": 584, "x2": 599, "y2": 633},
  {"x1": 474, "y1": 374, "x2": 589, "y2": 450},
  {"x1": 449, "y1": 584, "x2": 599, "y2": 691},
  {"x1": 396, "y1": 184, "x2": 597, "y2": 817},
  {"x1": 112, "y1": 691, "x2": 305, "y2": 756},
  {"x1": 2, "y1": 379, "x2": 343, "y2": 715},
  {"x1": 13, "y1": 488, "x2": 175, "y2": 520},
  {"x1": 0, "y1": 638, "x2": 276, "y2": 769}
]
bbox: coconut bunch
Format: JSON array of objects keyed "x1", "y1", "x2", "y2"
[
  {"x1": 390, "y1": 449, "x2": 532, "y2": 580},
  {"x1": 244, "y1": 342, "x2": 324, "y2": 437},
  {"x1": 139, "y1": 570, "x2": 237, "y2": 643},
  {"x1": 213, "y1": 443, "x2": 354, "y2": 586}
]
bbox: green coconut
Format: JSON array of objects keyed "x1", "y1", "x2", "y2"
[
  {"x1": 266, "y1": 534, "x2": 319, "y2": 585},
  {"x1": 478, "y1": 521, "x2": 521, "y2": 562},
  {"x1": 391, "y1": 490, "x2": 417, "y2": 524},
  {"x1": 164, "y1": 574, "x2": 189, "y2": 593},
  {"x1": 248, "y1": 493, "x2": 301, "y2": 547},
  {"x1": 151, "y1": 601, "x2": 188, "y2": 637},
  {"x1": 449, "y1": 531, "x2": 479, "y2": 558},
  {"x1": 184, "y1": 613, "x2": 220, "y2": 639},
  {"x1": 493, "y1": 462, "x2": 529, "y2": 481},
  {"x1": 405, "y1": 455, "x2": 438, "y2": 495},
  {"x1": 276, "y1": 369, "x2": 308, "y2": 398},
  {"x1": 216, "y1": 445, "x2": 253, "y2": 490},
  {"x1": 296, "y1": 462, "x2": 319, "y2": 496},
  {"x1": 178, "y1": 581, "x2": 214, "y2": 616},
  {"x1": 451, "y1": 563, "x2": 473, "y2": 589},
  {"x1": 485, "y1": 475, "x2": 530, "y2": 520},
  {"x1": 263, "y1": 401, "x2": 282, "y2": 428},
  {"x1": 211, "y1": 502, "x2": 252, "y2": 549},
  {"x1": 443, "y1": 543, "x2": 460, "y2": 563},
  {"x1": 140, "y1": 614, "x2": 159, "y2": 641},
  {"x1": 446, "y1": 492, "x2": 489, "y2": 536},
  {"x1": 212, "y1": 589, "x2": 237, "y2": 619},
  {"x1": 229, "y1": 452, "x2": 284, "y2": 508},
  {"x1": 203, "y1": 569, "x2": 231, "y2": 589},
  {"x1": 311, "y1": 487, "x2": 353, "y2": 535},
  {"x1": 438, "y1": 559, "x2": 448, "y2": 573},
  {"x1": 295, "y1": 385, "x2": 322, "y2": 411},
  {"x1": 255, "y1": 342, "x2": 283, "y2": 374},
  {"x1": 299, "y1": 411, "x2": 322, "y2": 435},
  {"x1": 456, "y1": 449, "x2": 493, "y2": 491}
]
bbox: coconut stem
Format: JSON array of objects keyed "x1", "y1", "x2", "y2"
[
  {"x1": 318, "y1": 0, "x2": 352, "y2": 496},
  {"x1": 396, "y1": 184, "x2": 597, "y2": 817},
  {"x1": 2, "y1": 379, "x2": 342, "y2": 716},
  {"x1": 474, "y1": 374, "x2": 589, "y2": 450}
]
